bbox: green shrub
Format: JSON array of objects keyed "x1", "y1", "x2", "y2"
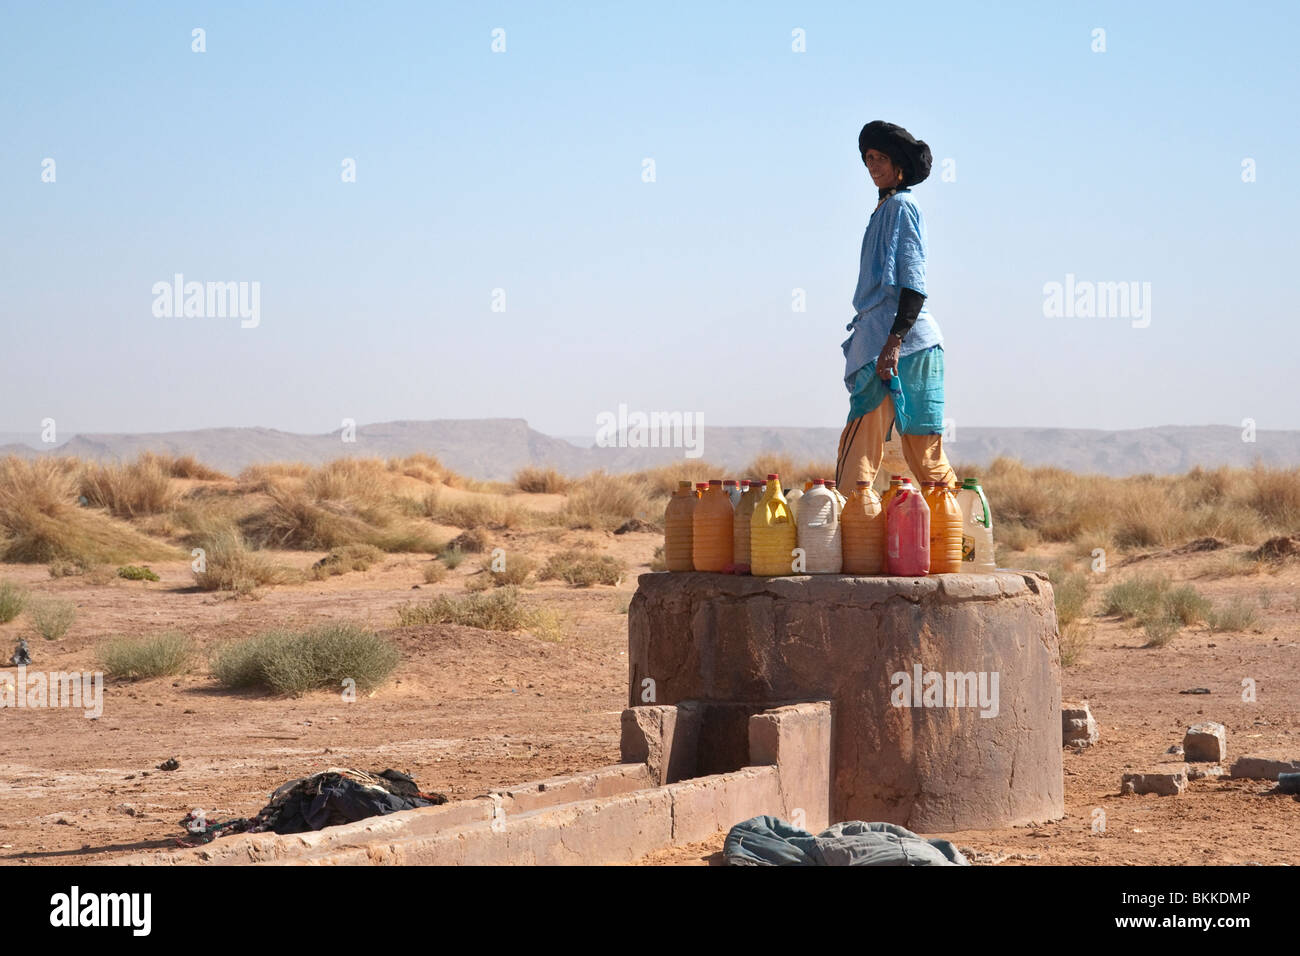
[
  {"x1": 210, "y1": 623, "x2": 399, "y2": 696},
  {"x1": 439, "y1": 546, "x2": 468, "y2": 569},
  {"x1": 1207, "y1": 597, "x2": 1258, "y2": 633},
  {"x1": 540, "y1": 548, "x2": 625, "y2": 587},
  {"x1": 28, "y1": 597, "x2": 76, "y2": 641},
  {"x1": 100, "y1": 632, "x2": 195, "y2": 680},
  {"x1": 397, "y1": 587, "x2": 560, "y2": 639},
  {"x1": 1143, "y1": 612, "x2": 1181, "y2": 648},
  {"x1": 0, "y1": 580, "x2": 27, "y2": 623},
  {"x1": 1164, "y1": 585, "x2": 1212, "y2": 626},
  {"x1": 1102, "y1": 574, "x2": 1170, "y2": 621},
  {"x1": 1047, "y1": 568, "x2": 1090, "y2": 630},
  {"x1": 117, "y1": 565, "x2": 161, "y2": 582},
  {"x1": 1059, "y1": 620, "x2": 1093, "y2": 666}
]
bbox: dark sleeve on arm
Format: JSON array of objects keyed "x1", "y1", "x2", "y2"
[{"x1": 889, "y1": 287, "x2": 926, "y2": 340}]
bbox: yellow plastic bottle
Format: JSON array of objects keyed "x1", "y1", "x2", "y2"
[
  {"x1": 750, "y1": 473, "x2": 797, "y2": 576},
  {"x1": 664, "y1": 481, "x2": 696, "y2": 571},
  {"x1": 732, "y1": 478, "x2": 762, "y2": 571},
  {"x1": 692, "y1": 479, "x2": 734, "y2": 571},
  {"x1": 842, "y1": 480, "x2": 886, "y2": 574},
  {"x1": 924, "y1": 482, "x2": 964, "y2": 574}
]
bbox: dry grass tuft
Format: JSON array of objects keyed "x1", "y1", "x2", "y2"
[
  {"x1": 514, "y1": 466, "x2": 571, "y2": 494},
  {"x1": 0, "y1": 457, "x2": 179, "y2": 565},
  {"x1": 191, "y1": 526, "x2": 300, "y2": 594}
]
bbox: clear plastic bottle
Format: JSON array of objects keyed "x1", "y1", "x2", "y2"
[{"x1": 956, "y1": 477, "x2": 996, "y2": 572}]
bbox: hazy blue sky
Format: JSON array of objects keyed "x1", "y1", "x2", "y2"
[{"x1": 3, "y1": 0, "x2": 1297, "y2": 442}]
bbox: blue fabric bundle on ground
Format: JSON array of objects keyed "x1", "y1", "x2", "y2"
[{"x1": 724, "y1": 815, "x2": 969, "y2": 866}]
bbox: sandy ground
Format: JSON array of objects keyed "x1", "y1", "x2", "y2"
[{"x1": 1, "y1": 518, "x2": 1297, "y2": 866}]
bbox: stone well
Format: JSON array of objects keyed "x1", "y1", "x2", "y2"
[{"x1": 628, "y1": 571, "x2": 1064, "y2": 832}]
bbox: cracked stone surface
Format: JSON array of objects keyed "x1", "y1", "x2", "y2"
[{"x1": 628, "y1": 570, "x2": 1064, "y2": 832}]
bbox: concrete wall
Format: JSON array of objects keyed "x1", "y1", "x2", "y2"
[{"x1": 117, "y1": 700, "x2": 832, "y2": 866}]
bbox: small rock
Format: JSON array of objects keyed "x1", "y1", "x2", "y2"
[
  {"x1": 1183, "y1": 722, "x2": 1227, "y2": 763},
  {"x1": 1166, "y1": 745, "x2": 1184, "y2": 755},
  {"x1": 1186, "y1": 764, "x2": 1223, "y2": 781},
  {"x1": 1121, "y1": 769, "x2": 1188, "y2": 796},
  {"x1": 157, "y1": 757, "x2": 180, "y2": 772}
]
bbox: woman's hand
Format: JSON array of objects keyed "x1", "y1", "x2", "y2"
[{"x1": 876, "y1": 334, "x2": 902, "y2": 381}]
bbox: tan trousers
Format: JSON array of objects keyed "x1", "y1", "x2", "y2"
[{"x1": 835, "y1": 393, "x2": 957, "y2": 489}]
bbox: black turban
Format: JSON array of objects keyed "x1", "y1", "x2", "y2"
[{"x1": 857, "y1": 121, "x2": 933, "y2": 187}]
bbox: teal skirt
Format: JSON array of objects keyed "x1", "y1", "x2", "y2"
[{"x1": 845, "y1": 344, "x2": 946, "y2": 436}]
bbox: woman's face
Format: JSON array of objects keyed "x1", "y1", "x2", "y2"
[{"x1": 863, "y1": 148, "x2": 903, "y2": 189}]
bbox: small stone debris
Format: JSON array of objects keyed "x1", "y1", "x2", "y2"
[
  {"x1": 1187, "y1": 764, "x2": 1223, "y2": 781},
  {"x1": 8, "y1": 638, "x2": 31, "y2": 667},
  {"x1": 614, "y1": 518, "x2": 660, "y2": 535},
  {"x1": 1229, "y1": 756, "x2": 1300, "y2": 780},
  {"x1": 1183, "y1": 722, "x2": 1227, "y2": 763},
  {"x1": 1062, "y1": 700, "x2": 1099, "y2": 748},
  {"x1": 1121, "y1": 769, "x2": 1188, "y2": 796},
  {"x1": 157, "y1": 757, "x2": 180, "y2": 772},
  {"x1": 1179, "y1": 688, "x2": 1211, "y2": 695},
  {"x1": 1166, "y1": 745, "x2": 1184, "y2": 755}
]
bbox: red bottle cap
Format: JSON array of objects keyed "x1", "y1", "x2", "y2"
[
  {"x1": 767, "y1": 473, "x2": 779, "y2": 480},
  {"x1": 813, "y1": 478, "x2": 825, "y2": 485}
]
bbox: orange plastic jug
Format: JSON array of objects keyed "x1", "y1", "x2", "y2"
[
  {"x1": 924, "y1": 482, "x2": 963, "y2": 574},
  {"x1": 692, "y1": 479, "x2": 734, "y2": 571},
  {"x1": 750, "y1": 473, "x2": 797, "y2": 576},
  {"x1": 880, "y1": 475, "x2": 906, "y2": 517},
  {"x1": 732, "y1": 478, "x2": 762, "y2": 571},
  {"x1": 842, "y1": 480, "x2": 886, "y2": 574},
  {"x1": 664, "y1": 480, "x2": 696, "y2": 571}
]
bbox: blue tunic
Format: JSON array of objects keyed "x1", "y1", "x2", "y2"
[
  {"x1": 841, "y1": 190, "x2": 943, "y2": 383},
  {"x1": 841, "y1": 190, "x2": 945, "y2": 435}
]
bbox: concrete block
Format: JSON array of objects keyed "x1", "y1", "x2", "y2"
[
  {"x1": 1062, "y1": 700, "x2": 1099, "y2": 748},
  {"x1": 1121, "y1": 770, "x2": 1188, "y2": 796},
  {"x1": 1183, "y1": 722, "x2": 1227, "y2": 763},
  {"x1": 748, "y1": 701, "x2": 832, "y2": 831},
  {"x1": 665, "y1": 767, "x2": 783, "y2": 846},
  {"x1": 1229, "y1": 755, "x2": 1300, "y2": 780}
]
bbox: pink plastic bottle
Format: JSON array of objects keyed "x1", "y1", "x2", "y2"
[{"x1": 886, "y1": 480, "x2": 930, "y2": 576}]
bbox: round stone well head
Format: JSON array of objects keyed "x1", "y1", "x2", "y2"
[{"x1": 628, "y1": 571, "x2": 1064, "y2": 832}]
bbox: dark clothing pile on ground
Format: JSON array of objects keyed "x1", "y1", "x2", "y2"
[
  {"x1": 9, "y1": 639, "x2": 31, "y2": 666},
  {"x1": 724, "y1": 815, "x2": 969, "y2": 866},
  {"x1": 178, "y1": 768, "x2": 447, "y2": 847}
]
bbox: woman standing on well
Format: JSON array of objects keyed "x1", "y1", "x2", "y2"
[{"x1": 836, "y1": 121, "x2": 958, "y2": 491}]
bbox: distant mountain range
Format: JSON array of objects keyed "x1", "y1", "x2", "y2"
[{"x1": 2, "y1": 419, "x2": 1297, "y2": 480}]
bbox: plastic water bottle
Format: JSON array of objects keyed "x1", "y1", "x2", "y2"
[
  {"x1": 842, "y1": 480, "x2": 886, "y2": 574},
  {"x1": 795, "y1": 479, "x2": 842, "y2": 573},
  {"x1": 723, "y1": 479, "x2": 742, "y2": 508},
  {"x1": 886, "y1": 480, "x2": 930, "y2": 576},
  {"x1": 692, "y1": 480, "x2": 734, "y2": 571},
  {"x1": 750, "y1": 474, "x2": 797, "y2": 577},
  {"x1": 664, "y1": 481, "x2": 696, "y2": 571},
  {"x1": 956, "y1": 477, "x2": 996, "y2": 572}
]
